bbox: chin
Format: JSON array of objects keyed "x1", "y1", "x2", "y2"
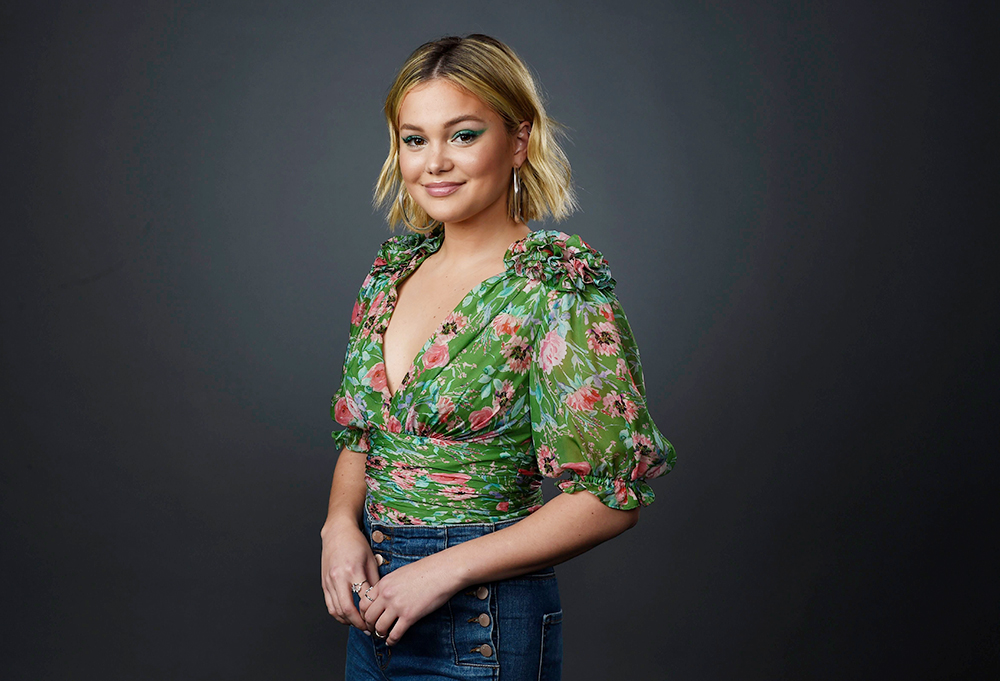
[{"x1": 421, "y1": 207, "x2": 474, "y2": 225}]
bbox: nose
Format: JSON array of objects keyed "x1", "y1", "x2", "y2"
[{"x1": 426, "y1": 141, "x2": 453, "y2": 175}]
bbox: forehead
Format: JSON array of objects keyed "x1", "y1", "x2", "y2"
[{"x1": 398, "y1": 79, "x2": 495, "y2": 126}]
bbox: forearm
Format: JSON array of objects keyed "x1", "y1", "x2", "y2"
[
  {"x1": 427, "y1": 490, "x2": 639, "y2": 590},
  {"x1": 321, "y1": 447, "x2": 368, "y2": 533}
]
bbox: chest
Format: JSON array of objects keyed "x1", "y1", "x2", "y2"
[{"x1": 381, "y1": 260, "x2": 505, "y2": 396}]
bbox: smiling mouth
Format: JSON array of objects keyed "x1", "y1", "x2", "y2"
[{"x1": 424, "y1": 183, "x2": 463, "y2": 197}]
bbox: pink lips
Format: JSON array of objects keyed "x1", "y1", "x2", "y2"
[{"x1": 424, "y1": 182, "x2": 463, "y2": 197}]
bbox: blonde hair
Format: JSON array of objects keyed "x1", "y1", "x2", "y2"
[{"x1": 373, "y1": 34, "x2": 578, "y2": 233}]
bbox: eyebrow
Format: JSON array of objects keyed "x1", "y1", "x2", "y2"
[{"x1": 399, "y1": 115, "x2": 487, "y2": 132}]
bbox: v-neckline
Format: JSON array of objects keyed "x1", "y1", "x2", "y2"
[{"x1": 376, "y1": 231, "x2": 528, "y2": 407}]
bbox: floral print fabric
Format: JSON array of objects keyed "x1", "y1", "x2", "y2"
[{"x1": 331, "y1": 227, "x2": 675, "y2": 525}]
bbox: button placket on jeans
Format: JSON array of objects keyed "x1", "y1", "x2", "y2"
[{"x1": 457, "y1": 584, "x2": 497, "y2": 662}]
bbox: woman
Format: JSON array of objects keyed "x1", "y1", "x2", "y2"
[{"x1": 322, "y1": 34, "x2": 675, "y2": 680}]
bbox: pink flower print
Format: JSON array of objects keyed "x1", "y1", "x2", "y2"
[
  {"x1": 645, "y1": 458, "x2": 671, "y2": 479},
  {"x1": 351, "y1": 299, "x2": 365, "y2": 325},
  {"x1": 492, "y1": 380, "x2": 516, "y2": 413},
  {"x1": 405, "y1": 406, "x2": 419, "y2": 432},
  {"x1": 523, "y1": 279, "x2": 540, "y2": 293},
  {"x1": 527, "y1": 504, "x2": 543, "y2": 514},
  {"x1": 429, "y1": 472, "x2": 472, "y2": 485},
  {"x1": 423, "y1": 342, "x2": 450, "y2": 369},
  {"x1": 602, "y1": 392, "x2": 638, "y2": 423},
  {"x1": 587, "y1": 321, "x2": 621, "y2": 356},
  {"x1": 437, "y1": 312, "x2": 468, "y2": 339},
  {"x1": 597, "y1": 303, "x2": 615, "y2": 322},
  {"x1": 390, "y1": 465, "x2": 419, "y2": 489},
  {"x1": 496, "y1": 501, "x2": 509, "y2": 512},
  {"x1": 372, "y1": 256, "x2": 387, "y2": 269},
  {"x1": 613, "y1": 478, "x2": 633, "y2": 506},
  {"x1": 565, "y1": 385, "x2": 601, "y2": 411},
  {"x1": 561, "y1": 461, "x2": 592, "y2": 477},
  {"x1": 366, "y1": 362, "x2": 388, "y2": 392},
  {"x1": 502, "y1": 336, "x2": 532, "y2": 374},
  {"x1": 536, "y1": 444, "x2": 562, "y2": 477},
  {"x1": 491, "y1": 313, "x2": 522, "y2": 336},
  {"x1": 385, "y1": 415, "x2": 402, "y2": 433},
  {"x1": 616, "y1": 357, "x2": 631, "y2": 381},
  {"x1": 370, "y1": 290, "x2": 386, "y2": 316},
  {"x1": 469, "y1": 406, "x2": 496, "y2": 430},
  {"x1": 437, "y1": 395, "x2": 455, "y2": 418},
  {"x1": 538, "y1": 330, "x2": 567, "y2": 373},
  {"x1": 631, "y1": 434, "x2": 656, "y2": 480},
  {"x1": 334, "y1": 395, "x2": 362, "y2": 426},
  {"x1": 566, "y1": 257, "x2": 588, "y2": 281},
  {"x1": 440, "y1": 485, "x2": 478, "y2": 501}
]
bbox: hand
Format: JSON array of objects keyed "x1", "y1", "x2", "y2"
[
  {"x1": 358, "y1": 552, "x2": 463, "y2": 646},
  {"x1": 320, "y1": 518, "x2": 380, "y2": 631}
]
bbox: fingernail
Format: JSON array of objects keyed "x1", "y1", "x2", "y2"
[{"x1": 363, "y1": 630, "x2": 371, "y2": 636}]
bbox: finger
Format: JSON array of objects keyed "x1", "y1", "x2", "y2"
[
  {"x1": 327, "y1": 584, "x2": 349, "y2": 625},
  {"x1": 337, "y1": 582, "x2": 368, "y2": 630},
  {"x1": 358, "y1": 583, "x2": 376, "y2": 619},
  {"x1": 359, "y1": 559, "x2": 380, "y2": 619},
  {"x1": 375, "y1": 611, "x2": 401, "y2": 646},
  {"x1": 365, "y1": 555, "x2": 381, "y2": 586},
  {"x1": 385, "y1": 616, "x2": 410, "y2": 646},
  {"x1": 363, "y1": 595, "x2": 386, "y2": 633},
  {"x1": 322, "y1": 586, "x2": 336, "y2": 617}
]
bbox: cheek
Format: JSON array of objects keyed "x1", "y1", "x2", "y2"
[
  {"x1": 463, "y1": 143, "x2": 510, "y2": 181},
  {"x1": 398, "y1": 152, "x2": 421, "y2": 184}
]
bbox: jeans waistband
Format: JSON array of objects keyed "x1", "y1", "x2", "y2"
[{"x1": 362, "y1": 505, "x2": 525, "y2": 557}]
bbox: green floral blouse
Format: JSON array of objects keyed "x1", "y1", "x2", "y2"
[{"x1": 331, "y1": 227, "x2": 675, "y2": 525}]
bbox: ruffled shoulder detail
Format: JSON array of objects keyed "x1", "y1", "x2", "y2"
[
  {"x1": 504, "y1": 230, "x2": 616, "y2": 292},
  {"x1": 369, "y1": 227, "x2": 445, "y2": 278}
]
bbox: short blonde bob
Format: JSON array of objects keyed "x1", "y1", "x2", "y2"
[{"x1": 373, "y1": 34, "x2": 577, "y2": 233}]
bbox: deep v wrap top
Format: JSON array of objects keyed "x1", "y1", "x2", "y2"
[{"x1": 331, "y1": 227, "x2": 675, "y2": 525}]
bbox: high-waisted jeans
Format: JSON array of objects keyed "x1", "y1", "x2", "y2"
[{"x1": 346, "y1": 509, "x2": 563, "y2": 680}]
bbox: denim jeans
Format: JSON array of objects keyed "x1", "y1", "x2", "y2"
[{"x1": 345, "y1": 509, "x2": 563, "y2": 680}]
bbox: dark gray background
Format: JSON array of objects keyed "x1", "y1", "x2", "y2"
[{"x1": 2, "y1": 1, "x2": 996, "y2": 679}]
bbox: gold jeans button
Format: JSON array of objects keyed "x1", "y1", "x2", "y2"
[
  {"x1": 371, "y1": 530, "x2": 385, "y2": 543},
  {"x1": 477, "y1": 613, "x2": 491, "y2": 627},
  {"x1": 375, "y1": 554, "x2": 385, "y2": 566},
  {"x1": 475, "y1": 586, "x2": 489, "y2": 600},
  {"x1": 478, "y1": 643, "x2": 493, "y2": 658}
]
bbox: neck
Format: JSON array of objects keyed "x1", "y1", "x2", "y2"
[{"x1": 435, "y1": 201, "x2": 530, "y2": 267}]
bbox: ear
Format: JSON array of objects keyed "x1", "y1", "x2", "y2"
[{"x1": 513, "y1": 120, "x2": 531, "y2": 167}]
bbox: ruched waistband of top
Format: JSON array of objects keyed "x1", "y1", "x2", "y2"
[{"x1": 364, "y1": 428, "x2": 543, "y2": 525}]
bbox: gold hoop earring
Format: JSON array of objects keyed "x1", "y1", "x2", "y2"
[{"x1": 398, "y1": 192, "x2": 425, "y2": 232}]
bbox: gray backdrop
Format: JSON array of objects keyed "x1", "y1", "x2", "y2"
[{"x1": 2, "y1": 1, "x2": 996, "y2": 679}]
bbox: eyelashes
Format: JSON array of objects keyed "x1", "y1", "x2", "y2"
[
  {"x1": 452, "y1": 128, "x2": 486, "y2": 144},
  {"x1": 401, "y1": 128, "x2": 487, "y2": 148}
]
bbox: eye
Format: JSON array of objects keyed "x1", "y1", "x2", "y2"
[
  {"x1": 452, "y1": 128, "x2": 486, "y2": 144},
  {"x1": 401, "y1": 135, "x2": 425, "y2": 148}
]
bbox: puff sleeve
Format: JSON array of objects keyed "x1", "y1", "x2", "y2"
[
  {"x1": 330, "y1": 265, "x2": 378, "y2": 454},
  {"x1": 522, "y1": 237, "x2": 676, "y2": 509}
]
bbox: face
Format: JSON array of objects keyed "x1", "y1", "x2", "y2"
[{"x1": 396, "y1": 79, "x2": 528, "y2": 228}]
